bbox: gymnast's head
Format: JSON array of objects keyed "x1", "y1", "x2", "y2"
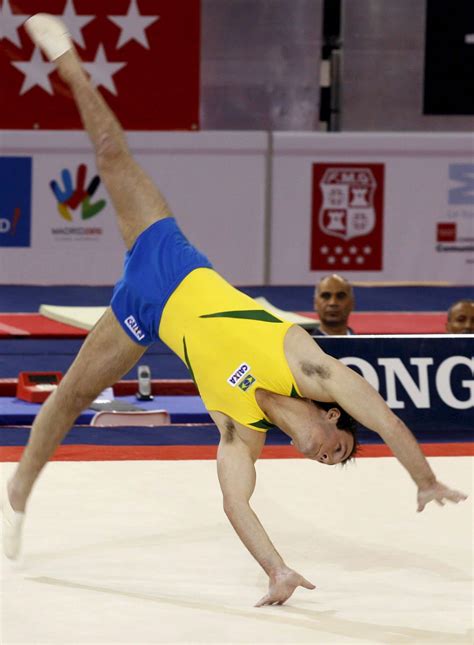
[
  {"x1": 288, "y1": 400, "x2": 358, "y2": 465},
  {"x1": 307, "y1": 401, "x2": 359, "y2": 465},
  {"x1": 256, "y1": 389, "x2": 358, "y2": 465}
]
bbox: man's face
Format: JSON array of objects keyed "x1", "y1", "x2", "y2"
[
  {"x1": 299, "y1": 422, "x2": 355, "y2": 466},
  {"x1": 314, "y1": 277, "x2": 354, "y2": 327},
  {"x1": 283, "y1": 399, "x2": 354, "y2": 465},
  {"x1": 446, "y1": 302, "x2": 474, "y2": 334}
]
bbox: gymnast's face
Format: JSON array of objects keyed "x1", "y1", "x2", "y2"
[
  {"x1": 259, "y1": 391, "x2": 354, "y2": 465},
  {"x1": 290, "y1": 403, "x2": 354, "y2": 465}
]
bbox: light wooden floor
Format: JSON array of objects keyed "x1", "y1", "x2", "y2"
[{"x1": 1, "y1": 457, "x2": 472, "y2": 644}]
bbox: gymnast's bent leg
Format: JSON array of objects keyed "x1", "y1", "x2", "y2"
[{"x1": 3, "y1": 309, "x2": 147, "y2": 557}]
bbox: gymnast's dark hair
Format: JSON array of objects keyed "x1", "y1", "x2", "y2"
[{"x1": 313, "y1": 400, "x2": 359, "y2": 464}]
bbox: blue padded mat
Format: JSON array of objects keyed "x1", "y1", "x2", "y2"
[
  {"x1": 0, "y1": 395, "x2": 211, "y2": 425},
  {"x1": 0, "y1": 338, "x2": 188, "y2": 379},
  {"x1": 1, "y1": 284, "x2": 473, "y2": 313},
  {"x1": 0, "y1": 424, "x2": 470, "y2": 447}
]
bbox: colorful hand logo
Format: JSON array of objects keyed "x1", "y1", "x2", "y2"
[{"x1": 50, "y1": 164, "x2": 106, "y2": 221}]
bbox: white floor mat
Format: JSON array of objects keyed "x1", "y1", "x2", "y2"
[{"x1": 1, "y1": 457, "x2": 472, "y2": 644}]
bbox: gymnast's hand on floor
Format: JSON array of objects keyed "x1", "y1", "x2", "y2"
[
  {"x1": 416, "y1": 480, "x2": 468, "y2": 512},
  {"x1": 255, "y1": 567, "x2": 316, "y2": 607}
]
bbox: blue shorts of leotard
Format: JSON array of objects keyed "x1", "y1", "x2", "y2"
[{"x1": 110, "y1": 217, "x2": 213, "y2": 346}]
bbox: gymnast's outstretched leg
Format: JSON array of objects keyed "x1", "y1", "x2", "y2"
[
  {"x1": 2, "y1": 14, "x2": 164, "y2": 558},
  {"x1": 26, "y1": 14, "x2": 171, "y2": 249}
]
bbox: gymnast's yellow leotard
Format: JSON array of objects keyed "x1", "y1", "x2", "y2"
[{"x1": 159, "y1": 268, "x2": 302, "y2": 431}]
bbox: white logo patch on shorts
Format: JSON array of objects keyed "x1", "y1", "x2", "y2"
[
  {"x1": 124, "y1": 315, "x2": 145, "y2": 341},
  {"x1": 227, "y1": 362, "x2": 250, "y2": 387}
]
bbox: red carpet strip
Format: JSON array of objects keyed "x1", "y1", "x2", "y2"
[
  {"x1": 0, "y1": 312, "x2": 447, "y2": 337},
  {"x1": 298, "y1": 312, "x2": 446, "y2": 334},
  {"x1": 1, "y1": 442, "x2": 471, "y2": 462},
  {"x1": 0, "y1": 314, "x2": 85, "y2": 338},
  {"x1": 0, "y1": 378, "x2": 198, "y2": 397}
]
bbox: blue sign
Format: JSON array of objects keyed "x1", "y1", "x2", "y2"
[
  {"x1": 317, "y1": 335, "x2": 473, "y2": 440},
  {"x1": 448, "y1": 164, "x2": 474, "y2": 205},
  {"x1": 0, "y1": 157, "x2": 32, "y2": 247}
]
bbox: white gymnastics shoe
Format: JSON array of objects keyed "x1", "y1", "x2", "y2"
[
  {"x1": 1, "y1": 484, "x2": 25, "y2": 560},
  {"x1": 24, "y1": 13, "x2": 73, "y2": 61}
]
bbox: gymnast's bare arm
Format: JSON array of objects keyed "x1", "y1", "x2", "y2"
[
  {"x1": 210, "y1": 411, "x2": 316, "y2": 606},
  {"x1": 284, "y1": 325, "x2": 468, "y2": 511}
]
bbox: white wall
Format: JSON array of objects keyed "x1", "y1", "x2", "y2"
[
  {"x1": 270, "y1": 132, "x2": 474, "y2": 283},
  {"x1": 0, "y1": 131, "x2": 268, "y2": 285},
  {"x1": 1, "y1": 130, "x2": 473, "y2": 285}
]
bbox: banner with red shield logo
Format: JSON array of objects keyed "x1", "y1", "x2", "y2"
[
  {"x1": 311, "y1": 163, "x2": 385, "y2": 271},
  {"x1": 0, "y1": 0, "x2": 200, "y2": 130}
]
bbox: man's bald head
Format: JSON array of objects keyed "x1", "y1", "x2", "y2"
[
  {"x1": 314, "y1": 274, "x2": 354, "y2": 335},
  {"x1": 316, "y1": 274, "x2": 353, "y2": 298}
]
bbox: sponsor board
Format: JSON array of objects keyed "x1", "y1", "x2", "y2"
[
  {"x1": 49, "y1": 163, "x2": 107, "y2": 242},
  {"x1": 316, "y1": 335, "x2": 473, "y2": 436},
  {"x1": 311, "y1": 163, "x2": 385, "y2": 271},
  {"x1": 435, "y1": 163, "x2": 474, "y2": 266},
  {"x1": 0, "y1": 156, "x2": 32, "y2": 247}
]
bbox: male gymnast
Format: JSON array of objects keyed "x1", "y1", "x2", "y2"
[{"x1": 2, "y1": 14, "x2": 467, "y2": 608}]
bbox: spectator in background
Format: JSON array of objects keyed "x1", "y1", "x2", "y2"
[
  {"x1": 445, "y1": 299, "x2": 474, "y2": 334},
  {"x1": 312, "y1": 274, "x2": 355, "y2": 336}
]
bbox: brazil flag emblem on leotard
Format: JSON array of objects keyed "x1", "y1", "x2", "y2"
[{"x1": 238, "y1": 374, "x2": 256, "y2": 392}]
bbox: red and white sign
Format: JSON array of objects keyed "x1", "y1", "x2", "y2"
[
  {"x1": 311, "y1": 163, "x2": 385, "y2": 271},
  {"x1": 0, "y1": 0, "x2": 200, "y2": 130},
  {"x1": 437, "y1": 222, "x2": 457, "y2": 242}
]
